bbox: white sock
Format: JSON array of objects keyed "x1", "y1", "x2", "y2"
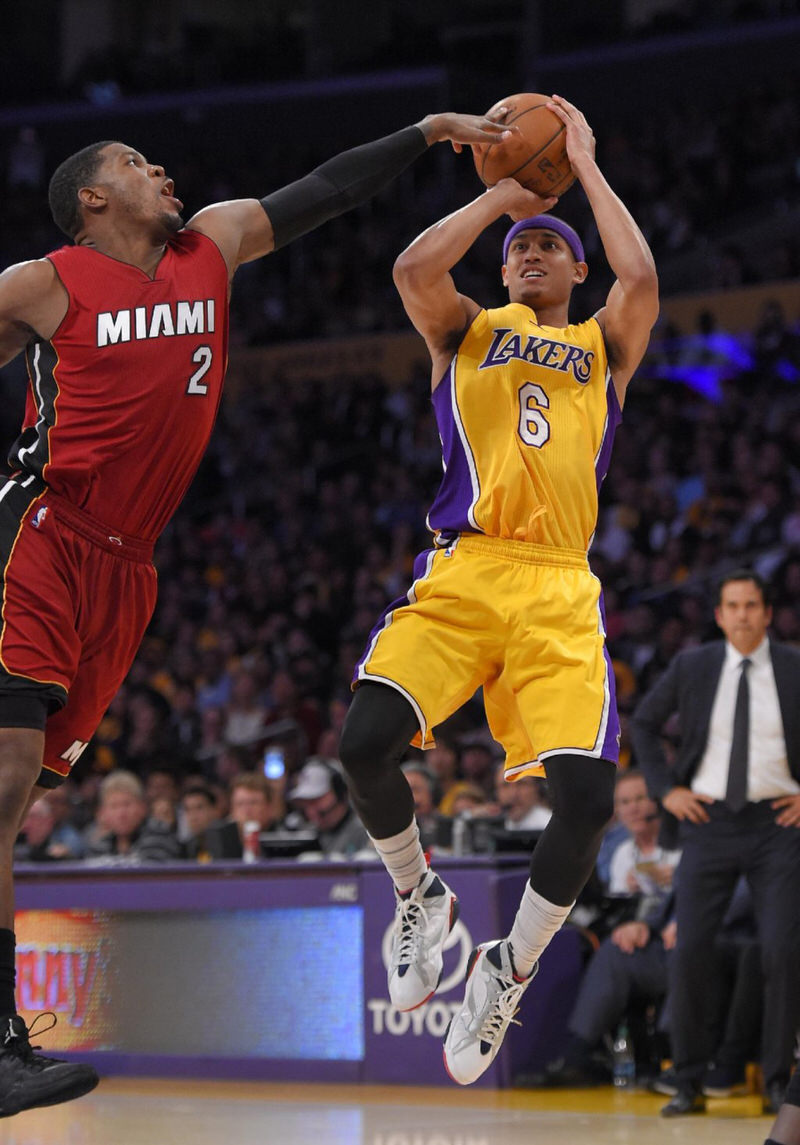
[
  {"x1": 370, "y1": 819, "x2": 428, "y2": 893},
  {"x1": 507, "y1": 883, "x2": 573, "y2": 978}
]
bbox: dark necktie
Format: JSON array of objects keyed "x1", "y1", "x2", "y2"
[{"x1": 725, "y1": 658, "x2": 751, "y2": 813}]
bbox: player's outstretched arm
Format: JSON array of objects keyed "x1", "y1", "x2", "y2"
[
  {"x1": 393, "y1": 178, "x2": 557, "y2": 381},
  {"x1": 187, "y1": 112, "x2": 512, "y2": 276},
  {"x1": 547, "y1": 95, "x2": 658, "y2": 403},
  {"x1": 0, "y1": 260, "x2": 68, "y2": 368}
]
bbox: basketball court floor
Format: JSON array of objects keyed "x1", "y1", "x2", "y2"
[{"x1": 0, "y1": 1078, "x2": 773, "y2": 1144}]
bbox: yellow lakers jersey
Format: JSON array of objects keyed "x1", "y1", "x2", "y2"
[{"x1": 427, "y1": 303, "x2": 620, "y2": 551}]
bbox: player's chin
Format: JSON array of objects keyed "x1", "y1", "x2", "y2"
[
  {"x1": 161, "y1": 210, "x2": 185, "y2": 235},
  {"x1": 511, "y1": 285, "x2": 547, "y2": 306}
]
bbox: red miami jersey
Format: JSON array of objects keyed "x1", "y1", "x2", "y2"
[{"x1": 8, "y1": 229, "x2": 229, "y2": 541}]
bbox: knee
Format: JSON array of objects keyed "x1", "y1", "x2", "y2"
[
  {"x1": 581, "y1": 784, "x2": 615, "y2": 834},
  {"x1": 0, "y1": 729, "x2": 43, "y2": 825},
  {"x1": 547, "y1": 756, "x2": 615, "y2": 838},
  {"x1": 555, "y1": 783, "x2": 615, "y2": 839},
  {"x1": 338, "y1": 716, "x2": 376, "y2": 783},
  {"x1": 338, "y1": 684, "x2": 418, "y2": 786}
]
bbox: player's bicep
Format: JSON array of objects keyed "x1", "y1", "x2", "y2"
[
  {"x1": 187, "y1": 200, "x2": 275, "y2": 274},
  {"x1": 0, "y1": 260, "x2": 67, "y2": 363},
  {"x1": 596, "y1": 275, "x2": 659, "y2": 400},
  {"x1": 392, "y1": 263, "x2": 478, "y2": 354}
]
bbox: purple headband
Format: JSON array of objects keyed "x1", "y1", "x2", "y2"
[{"x1": 503, "y1": 215, "x2": 585, "y2": 265}]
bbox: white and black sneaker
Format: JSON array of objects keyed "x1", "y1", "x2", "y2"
[
  {"x1": 0, "y1": 1014, "x2": 99, "y2": 1117},
  {"x1": 388, "y1": 870, "x2": 459, "y2": 1011},
  {"x1": 443, "y1": 940, "x2": 537, "y2": 1085}
]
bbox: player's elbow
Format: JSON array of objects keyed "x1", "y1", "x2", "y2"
[
  {"x1": 392, "y1": 248, "x2": 422, "y2": 288},
  {"x1": 632, "y1": 263, "x2": 659, "y2": 307}
]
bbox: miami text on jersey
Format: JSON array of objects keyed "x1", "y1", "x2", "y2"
[
  {"x1": 96, "y1": 299, "x2": 216, "y2": 347},
  {"x1": 478, "y1": 326, "x2": 594, "y2": 384}
]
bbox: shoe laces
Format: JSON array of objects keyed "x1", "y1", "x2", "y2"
[
  {"x1": 478, "y1": 974, "x2": 526, "y2": 1047},
  {"x1": 394, "y1": 896, "x2": 430, "y2": 964},
  {"x1": 5, "y1": 1013, "x2": 58, "y2": 1066}
]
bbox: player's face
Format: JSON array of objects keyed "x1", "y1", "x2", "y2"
[
  {"x1": 502, "y1": 229, "x2": 586, "y2": 306},
  {"x1": 95, "y1": 143, "x2": 184, "y2": 235},
  {"x1": 714, "y1": 580, "x2": 772, "y2": 654}
]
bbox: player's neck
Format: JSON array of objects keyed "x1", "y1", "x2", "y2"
[
  {"x1": 78, "y1": 226, "x2": 169, "y2": 278},
  {"x1": 529, "y1": 301, "x2": 570, "y2": 328},
  {"x1": 509, "y1": 293, "x2": 570, "y2": 328}
]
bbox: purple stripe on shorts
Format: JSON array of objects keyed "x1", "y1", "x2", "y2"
[
  {"x1": 595, "y1": 377, "x2": 622, "y2": 492},
  {"x1": 352, "y1": 549, "x2": 435, "y2": 686},
  {"x1": 426, "y1": 363, "x2": 480, "y2": 536},
  {"x1": 598, "y1": 588, "x2": 621, "y2": 763}
]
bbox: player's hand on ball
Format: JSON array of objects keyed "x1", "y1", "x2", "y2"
[
  {"x1": 491, "y1": 177, "x2": 558, "y2": 220},
  {"x1": 546, "y1": 95, "x2": 596, "y2": 173},
  {"x1": 418, "y1": 111, "x2": 516, "y2": 152}
]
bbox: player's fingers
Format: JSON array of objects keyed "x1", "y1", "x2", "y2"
[
  {"x1": 486, "y1": 106, "x2": 510, "y2": 123},
  {"x1": 480, "y1": 116, "x2": 517, "y2": 135},
  {"x1": 546, "y1": 100, "x2": 569, "y2": 124},
  {"x1": 551, "y1": 93, "x2": 580, "y2": 117}
]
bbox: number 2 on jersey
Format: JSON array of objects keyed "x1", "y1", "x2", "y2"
[
  {"x1": 186, "y1": 346, "x2": 213, "y2": 395},
  {"x1": 518, "y1": 382, "x2": 550, "y2": 448}
]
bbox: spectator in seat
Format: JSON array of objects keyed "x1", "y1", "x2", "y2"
[
  {"x1": 84, "y1": 771, "x2": 183, "y2": 864},
  {"x1": 288, "y1": 759, "x2": 370, "y2": 857}
]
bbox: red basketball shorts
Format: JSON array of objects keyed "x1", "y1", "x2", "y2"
[{"x1": 0, "y1": 476, "x2": 157, "y2": 786}]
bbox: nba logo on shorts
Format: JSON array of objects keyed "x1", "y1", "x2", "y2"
[{"x1": 31, "y1": 505, "x2": 49, "y2": 529}]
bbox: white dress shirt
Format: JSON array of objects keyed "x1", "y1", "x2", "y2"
[{"x1": 692, "y1": 638, "x2": 799, "y2": 802}]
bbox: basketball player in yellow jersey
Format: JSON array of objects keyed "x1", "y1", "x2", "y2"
[{"x1": 339, "y1": 95, "x2": 659, "y2": 1084}]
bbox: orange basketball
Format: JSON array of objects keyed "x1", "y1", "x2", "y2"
[{"x1": 474, "y1": 93, "x2": 575, "y2": 198}]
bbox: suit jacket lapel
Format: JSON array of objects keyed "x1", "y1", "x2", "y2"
[
  {"x1": 693, "y1": 643, "x2": 725, "y2": 750},
  {"x1": 770, "y1": 642, "x2": 799, "y2": 780}
]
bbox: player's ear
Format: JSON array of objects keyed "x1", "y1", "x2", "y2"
[
  {"x1": 501, "y1": 264, "x2": 509, "y2": 288},
  {"x1": 572, "y1": 260, "x2": 588, "y2": 285},
  {"x1": 78, "y1": 185, "x2": 108, "y2": 211}
]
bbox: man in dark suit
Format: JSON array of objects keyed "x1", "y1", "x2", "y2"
[{"x1": 631, "y1": 570, "x2": 800, "y2": 1118}]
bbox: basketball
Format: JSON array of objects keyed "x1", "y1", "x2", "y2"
[{"x1": 474, "y1": 93, "x2": 575, "y2": 198}]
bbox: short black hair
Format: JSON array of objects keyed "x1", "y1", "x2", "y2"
[
  {"x1": 182, "y1": 784, "x2": 216, "y2": 807},
  {"x1": 716, "y1": 568, "x2": 770, "y2": 606},
  {"x1": 48, "y1": 141, "x2": 118, "y2": 239}
]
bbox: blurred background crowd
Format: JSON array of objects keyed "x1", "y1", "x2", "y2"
[{"x1": 0, "y1": 0, "x2": 799, "y2": 1093}]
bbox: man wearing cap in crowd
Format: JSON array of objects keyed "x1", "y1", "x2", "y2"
[
  {"x1": 339, "y1": 93, "x2": 658, "y2": 1085},
  {"x1": 290, "y1": 758, "x2": 370, "y2": 857}
]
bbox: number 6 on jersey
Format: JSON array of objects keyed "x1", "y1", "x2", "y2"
[{"x1": 518, "y1": 381, "x2": 550, "y2": 448}]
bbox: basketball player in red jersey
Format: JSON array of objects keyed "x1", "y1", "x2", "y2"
[{"x1": 0, "y1": 109, "x2": 511, "y2": 1116}]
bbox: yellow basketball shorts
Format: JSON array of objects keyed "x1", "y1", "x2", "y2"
[{"x1": 353, "y1": 534, "x2": 620, "y2": 778}]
